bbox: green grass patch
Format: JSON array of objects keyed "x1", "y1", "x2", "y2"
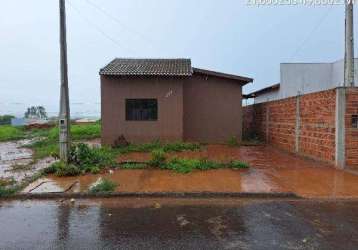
[
  {"x1": 162, "y1": 158, "x2": 223, "y2": 174},
  {"x1": 26, "y1": 123, "x2": 102, "y2": 161},
  {"x1": 48, "y1": 123, "x2": 101, "y2": 141},
  {"x1": 89, "y1": 178, "x2": 117, "y2": 193},
  {"x1": 0, "y1": 125, "x2": 25, "y2": 142},
  {"x1": 28, "y1": 140, "x2": 59, "y2": 160}
]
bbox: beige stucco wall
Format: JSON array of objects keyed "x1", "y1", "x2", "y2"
[
  {"x1": 101, "y1": 75, "x2": 184, "y2": 145},
  {"x1": 183, "y1": 73, "x2": 243, "y2": 143}
]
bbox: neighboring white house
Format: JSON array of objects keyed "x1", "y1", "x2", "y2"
[{"x1": 247, "y1": 58, "x2": 358, "y2": 103}]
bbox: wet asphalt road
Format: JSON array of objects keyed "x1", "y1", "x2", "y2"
[{"x1": 1, "y1": 198, "x2": 358, "y2": 250}]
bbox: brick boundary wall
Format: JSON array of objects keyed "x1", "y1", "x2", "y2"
[{"x1": 243, "y1": 89, "x2": 337, "y2": 164}]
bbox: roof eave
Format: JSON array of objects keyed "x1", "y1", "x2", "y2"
[{"x1": 192, "y1": 68, "x2": 253, "y2": 85}]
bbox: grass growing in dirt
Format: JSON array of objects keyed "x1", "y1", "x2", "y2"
[
  {"x1": 26, "y1": 123, "x2": 101, "y2": 161},
  {"x1": 0, "y1": 178, "x2": 17, "y2": 197},
  {"x1": 227, "y1": 136, "x2": 240, "y2": 147},
  {"x1": 89, "y1": 178, "x2": 117, "y2": 193},
  {"x1": 48, "y1": 123, "x2": 101, "y2": 141},
  {"x1": 119, "y1": 150, "x2": 250, "y2": 174},
  {"x1": 148, "y1": 149, "x2": 166, "y2": 167},
  {"x1": 116, "y1": 141, "x2": 201, "y2": 154},
  {"x1": 0, "y1": 125, "x2": 25, "y2": 142},
  {"x1": 120, "y1": 163, "x2": 148, "y2": 169},
  {"x1": 162, "y1": 158, "x2": 222, "y2": 174}
]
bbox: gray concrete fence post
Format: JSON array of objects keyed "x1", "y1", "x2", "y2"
[{"x1": 335, "y1": 87, "x2": 346, "y2": 169}]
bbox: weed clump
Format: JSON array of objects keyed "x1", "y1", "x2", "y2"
[
  {"x1": 148, "y1": 149, "x2": 166, "y2": 167},
  {"x1": 228, "y1": 160, "x2": 249, "y2": 169},
  {"x1": 45, "y1": 143, "x2": 116, "y2": 177},
  {"x1": 227, "y1": 136, "x2": 240, "y2": 147},
  {"x1": 120, "y1": 163, "x2": 147, "y2": 169},
  {"x1": 69, "y1": 143, "x2": 115, "y2": 172},
  {"x1": 47, "y1": 162, "x2": 81, "y2": 177},
  {"x1": 89, "y1": 178, "x2": 117, "y2": 193},
  {"x1": 163, "y1": 158, "x2": 223, "y2": 174}
]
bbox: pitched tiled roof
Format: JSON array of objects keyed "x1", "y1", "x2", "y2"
[{"x1": 100, "y1": 58, "x2": 192, "y2": 76}]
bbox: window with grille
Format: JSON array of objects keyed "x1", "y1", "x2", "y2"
[{"x1": 125, "y1": 99, "x2": 158, "y2": 121}]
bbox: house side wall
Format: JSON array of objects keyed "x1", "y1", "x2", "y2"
[
  {"x1": 183, "y1": 73, "x2": 243, "y2": 143},
  {"x1": 243, "y1": 88, "x2": 337, "y2": 164},
  {"x1": 346, "y1": 87, "x2": 358, "y2": 169},
  {"x1": 101, "y1": 76, "x2": 184, "y2": 145}
]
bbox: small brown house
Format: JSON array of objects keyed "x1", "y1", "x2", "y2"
[{"x1": 100, "y1": 58, "x2": 252, "y2": 145}]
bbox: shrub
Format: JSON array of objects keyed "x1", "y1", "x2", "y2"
[
  {"x1": 227, "y1": 136, "x2": 239, "y2": 147},
  {"x1": 89, "y1": 178, "x2": 117, "y2": 193},
  {"x1": 148, "y1": 149, "x2": 166, "y2": 167},
  {"x1": 228, "y1": 160, "x2": 249, "y2": 169}
]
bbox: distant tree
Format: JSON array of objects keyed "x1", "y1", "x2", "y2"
[
  {"x1": 24, "y1": 106, "x2": 48, "y2": 119},
  {"x1": 0, "y1": 115, "x2": 15, "y2": 125}
]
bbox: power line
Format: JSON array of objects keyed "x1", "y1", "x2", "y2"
[
  {"x1": 288, "y1": 6, "x2": 333, "y2": 61},
  {"x1": 84, "y1": 0, "x2": 156, "y2": 49},
  {"x1": 67, "y1": 1, "x2": 137, "y2": 55}
]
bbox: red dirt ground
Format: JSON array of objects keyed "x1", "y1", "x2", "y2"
[{"x1": 24, "y1": 145, "x2": 358, "y2": 198}]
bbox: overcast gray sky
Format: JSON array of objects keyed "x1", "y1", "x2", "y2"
[{"x1": 0, "y1": 0, "x2": 356, "y2": 117}]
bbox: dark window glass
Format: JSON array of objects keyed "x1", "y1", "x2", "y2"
[
  {"x1": 126, "y1": 99, "x2": 158, "y2": 121},
  {"x1": 352, "y1": 115, "x2": 358, "y2": 128}
]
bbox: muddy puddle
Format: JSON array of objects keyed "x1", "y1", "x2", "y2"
[{"x1": 23, "y1": 145, "x2": 358, "y2": 198}]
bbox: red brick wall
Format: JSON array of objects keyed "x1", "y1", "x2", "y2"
[
  {"x1": 266, "y1": 97, "x2": 296, "y2": 152},
  {"x1": 243, "y1": 89, "x2": 336, "y2": 163},
  {"x1": 299, "y1": 90, "x2": 336, "y2": 162},
  {"x1": 345, "y1": 87, "x2": 358, "y2": 169},
  {"x1": 242, "y1": 104, "x2": 265, "y2": 140}
]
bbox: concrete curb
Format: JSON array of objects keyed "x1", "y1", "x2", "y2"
[{"x1": 1, "y1": 192, "x2": 302, "y2": 200}]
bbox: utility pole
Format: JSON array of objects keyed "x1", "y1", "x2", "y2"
[
  {"x1": 59, "y1": 0, "x2": 71, "y2": 162},
  {"x1": 345, "y1": 1, "x2": 354, "y2": 87}
]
